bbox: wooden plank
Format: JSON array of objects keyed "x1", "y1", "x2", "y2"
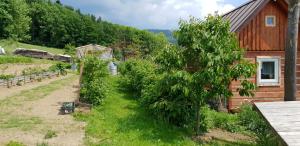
[{"x1": 255, "y1": 101, "x2": 300, "y2": 146}]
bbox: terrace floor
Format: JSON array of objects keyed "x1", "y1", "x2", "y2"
[{"x1": 255, "y1": 101, "x2": 300, "y2": 146}]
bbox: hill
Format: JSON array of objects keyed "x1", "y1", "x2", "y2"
[{"x1": 147, "y1": 29, "x2": 176, "y2": 43}]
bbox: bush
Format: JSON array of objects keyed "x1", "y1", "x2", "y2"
[
  {"x1": 0, "y1": 56, "x2": 32, "y2": 64},
  {"x1": 119, "y1": 59, "x2": 156, "y2": 96},
  {"x1": 141, "y1": 71, "x2": 197, "y2": 128},
  {"x1": 238, "y1": 104, "x2": 279, "y2": 145},
  {"x1": 49, "y1": 63, "x2": 71, "y2": 75},
  {"x1": 204, "y1": 106, "x2": 242, "y2": 132},
  {"x1": 80, "y1": 57, "x2": 108, "y2": 105}
]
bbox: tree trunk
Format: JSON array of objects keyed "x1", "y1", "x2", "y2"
[
  {"x1": 285, "y1": 0, "x2": 300, "y2": 101},
  {"x1": 195, "y1": 101, "x2": 200, "y2": 135}
]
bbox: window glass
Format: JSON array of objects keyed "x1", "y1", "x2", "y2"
[
  {"x1": 261, "y1": 61, "x2": 275, "y2": 79},
  {"x1": 266, "y1": 16, "x2": 275, "y2": 26}
]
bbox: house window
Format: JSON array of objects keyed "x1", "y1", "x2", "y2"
[
  {"x1": 257, "y1": 57, "x2": 280, "y2": 86},
  {"x1": 265, "y1": 16, "x2": 276, "y2": 27}
]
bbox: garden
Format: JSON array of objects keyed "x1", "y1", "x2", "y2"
[{"x1": 76, "y1": 16, "x2": 280, "y2": 145}]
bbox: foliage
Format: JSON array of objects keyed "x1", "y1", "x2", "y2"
[
  {"x1": 0, "y1": 74, "x2": 15, "y2": 80},
  {"x1": 238, "y1": 104, "x2": 279, "y2": 145},
  {"x1": 5, "y1": 141, "x2": 25, "y2": 146},
  {"x1": 0, "y1": 55, "x2": 32, "y2": 64},
  {"x1": 63, "y1": 43, "x2": 76, "y2": 56},
  {"x1": 80, "y1": 57, "x2": 109, "y2": 105},
  {"x1": 74, "y1": 76, "x2": 198, "y2": 146},
  {"x1": 119, "y1": 59, "x2": 157, "y2": 96},
  {"x1": 44, "y1": 130, "x2": 57, "y2": 139},
  {"x1": 48, "y1": 62, "x2": 70, "y2": 75},
  {"x1": 0, "y1": 0, "x2": 31, "y2": 41},
  {"x1": 204, "y1": 106, "x2": 242, "y2": 133},
  {"x1": 22, "y1": 67, "x2": 46, "y2": 76}
]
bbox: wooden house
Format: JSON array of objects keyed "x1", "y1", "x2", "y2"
[{"x1": 222, "y1": 0, "x2": 300, "y2": 110}]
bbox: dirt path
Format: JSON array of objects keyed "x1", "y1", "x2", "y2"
[
  {"x1": 0, "y1": 75, "x2": 71, "y2": 100},
  {"x1": 0, "y1": 74, "x2": 85, "y2": 146}
]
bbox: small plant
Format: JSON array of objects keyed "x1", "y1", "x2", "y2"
[
  {"x1": 44, "y1": 130, "x2": 57, "y2": 139},
  {"x1": 36, "y1": 142, "x2": 48, "y2": 146},
  {"x1": 5, "y1": 141, "x2": 25, "y2": 146},
  {"x1": 16, "y1": 80, "x2": 23, "y2": 86},
  {"x1": 37, "y1": 77, "x2": 42, "y2": 82}
]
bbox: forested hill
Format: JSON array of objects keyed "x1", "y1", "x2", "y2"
[
  {"x1": 0, "y1": 0, "x2": 168, "y2": 57},
  {"x1": 147, "y1": 29, "x2": 176, "y2": 43}
]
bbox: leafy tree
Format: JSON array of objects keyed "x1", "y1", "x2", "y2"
[
  {"x1": 155, "y1": 16, "x2": 256, "y2": 134},
  {"x1": 0, "y1": 0, "x2": 31, "y2": 41}
]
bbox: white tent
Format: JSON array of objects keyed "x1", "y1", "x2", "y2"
[{"x1": 0, "y1": 47, "x2": 5, "y2": 55}]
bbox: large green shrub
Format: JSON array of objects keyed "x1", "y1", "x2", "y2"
[
  {"x1": 119, "y1": 59, "x2": 156, "y2": 96},
  {"x1": 141, "y1": 71, "x2": 196, "y2": 127},
  {"x1": 80, "y1": 57, "x2": 108, "y2": 105}
]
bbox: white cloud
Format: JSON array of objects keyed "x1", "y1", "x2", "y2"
[{"x1": 62, "y1": 0, "x2": 235, "y2": 29}]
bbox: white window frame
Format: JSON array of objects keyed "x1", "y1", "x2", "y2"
[
  {"x1": 265, "y1": 15, "x2": 276, "y2": 27},
  {"x1": 257, "y1": 56, "x2": 280, "y2": 86}
]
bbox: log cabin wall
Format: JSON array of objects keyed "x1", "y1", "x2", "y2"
[{"x1": 228, "y1": 0, "x2": 300, "y2": 110}]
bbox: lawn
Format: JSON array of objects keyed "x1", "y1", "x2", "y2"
[
  {"x1": 0, "y1": 39, "x2": 64, "y2": 55},
  {"x1": 74, "y1": 77, "x2": 255, "y2": 146}
]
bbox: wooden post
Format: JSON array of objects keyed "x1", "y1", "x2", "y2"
[{"x1": 284, "y1": 0, "x2": 300, "y2": 101}]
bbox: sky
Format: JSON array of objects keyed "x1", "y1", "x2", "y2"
[{"x1": 60, "y1": 0, "x2": 248, "y2": 29}]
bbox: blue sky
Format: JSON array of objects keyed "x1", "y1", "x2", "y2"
[{"x1": 60, "y1": 0, "x2": 248, "y2": 29}]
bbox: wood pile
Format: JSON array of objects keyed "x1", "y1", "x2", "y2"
[{"x1": 14, "y1": 48, "x2": 54, "y2": 59}]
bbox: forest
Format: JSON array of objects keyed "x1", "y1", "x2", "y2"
[{"x1": 0, "y1": 0, "x2": 168, "y2": 57}]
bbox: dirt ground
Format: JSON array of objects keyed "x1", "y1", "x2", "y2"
[
  {"x1": 0, "y1": 75, "x2": 71, "y2": 100},
  {"x1": 0, "y1": 75, "x2": 85, "y2": 146},
  {"x1": 0, "y1": 64, "x2": 52, "y2": 76},
  {"x1": 194, "y1": 129, "x2": 254, "y2": 143}
]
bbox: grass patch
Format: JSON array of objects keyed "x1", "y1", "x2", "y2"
[
  {"x1": 0, "y1": 56, "x2": 33, "y2": 64},
  {"x1": 0, "y1": 116, "x2": 42, "y2": 131},
  {"x1": 74, "y1": 76, "x2": 256, "y2": 146},
  {"x1": 0, "y1": 39, "x2": 64, "y2": 55},
  {"x1": 74, "y1": 77, "x2": 196, "y2": 146},
  {"x1": 44, "y1": 130, "x2": 57, "y2": 139},
  {"x1": 5, "y1": 141, "x2": 26, "y2": 146}
]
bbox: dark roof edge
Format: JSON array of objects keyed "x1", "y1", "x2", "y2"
[{"x1": 222, "y1": 0, "x2": 257, "y2": 17}]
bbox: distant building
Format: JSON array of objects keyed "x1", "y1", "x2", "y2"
[
  {"x1": 76, "y1": 44, "x2": 117, "y2": 75},
  {"x1": 76, "y1": 44, "x2": 113, "y2": 60}
]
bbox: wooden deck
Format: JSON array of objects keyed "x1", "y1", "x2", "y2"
[{"x1": 254, "y1": 101, "x2": 300, "y2": 146}]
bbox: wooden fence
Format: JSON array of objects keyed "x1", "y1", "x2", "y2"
[{"x1": 0, "y1": 71, "x2": 59, "y2": 88}]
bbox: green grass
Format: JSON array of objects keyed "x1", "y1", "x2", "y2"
[
  {"x1": 0, "y1": 55, "x2": 33, "y2": 64},
  {"x1": 0, "y1": 39, "x2": 64, "y2": 55},
  {"x1": 74, "y1": 77, "x2": 255, "y2": 146},
  {"x1": 5, "y1": 141, "x2": 26, "y2": 146},
  {"x1": 74, "y1": 77, "x2": 196, "y2": 146}
]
